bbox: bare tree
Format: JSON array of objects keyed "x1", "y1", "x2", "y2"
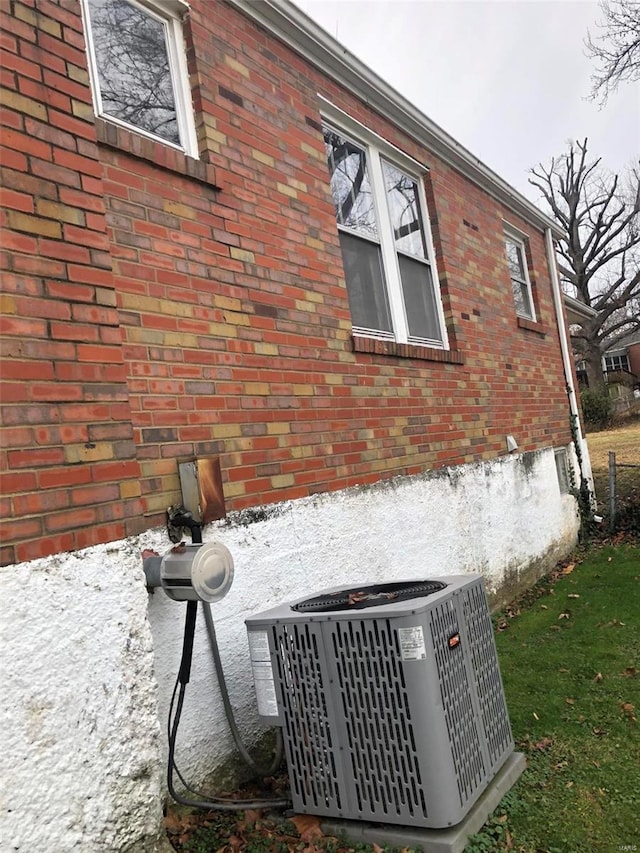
[
  {"x1": 530, "y1": 138, "x2": 640, "y2": 387},
  {"x1": 585, "y1": 0, "x2": 640, "y2": 102}
]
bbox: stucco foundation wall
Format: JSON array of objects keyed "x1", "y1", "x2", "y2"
[
  {"x1": 0, "y1": 546, "x2": 166, "y2": 853},
  {"x1": 1, "y1": 448, "x2": 579, "y2": 851}
]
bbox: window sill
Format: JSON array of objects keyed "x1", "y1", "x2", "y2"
[
  {"x1": 517, "y1": 316, "x2": 546, "y2": 336},
  {"x1": 352, "y1": 335, "x2": 464, "y2": 364},
  {"x1": 95, "y1": 118, "x2": 219, "y2": 190}
]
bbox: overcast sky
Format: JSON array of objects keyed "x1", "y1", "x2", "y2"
[{"x1": 294, "y1": 0, "x2": 639, "y2": 205}]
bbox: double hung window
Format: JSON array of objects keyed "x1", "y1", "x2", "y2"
[
  {"x1": 323, "y1": 125, "x2": 445, "y2": 348},
  {"x1": 504, "y1": 229, "x2": 535, "y2": 321},
  {"x1": 82, "y1": 0, "x2": 197, "y2": 156}
]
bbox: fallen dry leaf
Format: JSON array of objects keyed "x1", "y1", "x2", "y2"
[
  {"x1": 289, "y1": 814, "x2": 324, "y2": 842},
  {"x1": 533, "y1": 736, "x2": 553, "y2": 751},
  {"x1": 592, "y1": 727, "x2": 607, "y2": 737},
  {"x1": 565, "y1": 697, "x2": 575, "y2": 705},
  {"x1": 562, "y1": 563, "x2": 575, "y2": 575},
  {"x1": 237, "y1": 809, "x2": 262, "y2": 830},
  {"x1": 621, "y1": 702, "x2": 637, "y2": 722},
  {"x1": 559, "y1": 611, "x2": 570, "y2": 619},
  {"x1": 593, "y1": 672, "x2": 604, "y2": 683},
  {"x1": 568, "y1": 594, "x2": 580, "y2": 599},
  {"x1": 622, "y1": 667, "x2": 637, "y2": 677}
]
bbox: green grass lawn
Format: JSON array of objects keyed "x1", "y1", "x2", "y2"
[{"x1": 474, "y1": 544, "x2": 639, "y2": 853}]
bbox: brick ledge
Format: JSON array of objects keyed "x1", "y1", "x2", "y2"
[
  {"x1": 95, "y1": 119, "x2": 219, "y2": 189},
  {"x1": 517, "y1": 316, "x2": 546, "y2": 336},
  {"x1": 352, "y1": 335, "x2": 464, "y2": 364}
]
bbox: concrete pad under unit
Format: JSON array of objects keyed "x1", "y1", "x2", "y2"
[{"x1": 321, "y1": 751, "x2": 526, "y2": 853}]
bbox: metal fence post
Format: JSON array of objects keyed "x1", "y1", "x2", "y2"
[{"x1": 608, "y1": 450, "x2": 616, "y2": 532}]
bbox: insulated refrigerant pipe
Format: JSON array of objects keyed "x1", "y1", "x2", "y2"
[{"x1": 201, "y1": 599, "x2": 284, "y2": 777}]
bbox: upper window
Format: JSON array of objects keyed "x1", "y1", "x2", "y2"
[
  {"x1": 604, "y1": 353, "x2": 630, "y2": 373},
  {"x1": 323, "y1": 125, "x2": 446, "y2": 348},
  {"x1": 82, "y1": 0, "x2": 197, "y2": 156},
  {"x1": 504, "y1": 229, "x2": 535, "y2": 321}
]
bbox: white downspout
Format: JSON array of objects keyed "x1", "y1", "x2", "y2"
[{"x1": 545, "y1": 228, "x2": 594, "y2": 491}]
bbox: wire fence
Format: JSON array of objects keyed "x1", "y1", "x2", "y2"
[{"x1": 604, "y1": 452, "x2": 640, "y2": 534}]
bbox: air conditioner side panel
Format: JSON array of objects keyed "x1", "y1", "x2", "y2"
[{"x1": 268, "y1": 620, "x2": 349, "y2": 817}]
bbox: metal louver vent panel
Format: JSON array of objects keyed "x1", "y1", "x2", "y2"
[
  {"x1": 272, "y1": 623, "x2": 342, "y2": 812},
  {"x1": 330, "y1": 619, "x2": 427, "y2": 820},
  {"x1": 462, "y1": 582, "x2": 513, "y2": 769},
  {"x1": 429, "y1": 599, "x2": 486, "y2": 807}
]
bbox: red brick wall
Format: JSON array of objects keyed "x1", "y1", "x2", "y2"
[
  {"x1": 0, "y1": 0, "x2": 572, "y2": 565},
  {"x1": 1, "y1": 0, "x2": 144, "y2": 564}
]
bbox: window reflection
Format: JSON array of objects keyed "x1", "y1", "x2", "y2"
[
  {"x1": 324, "y1": 130, "x2": 378, "y2": 239},
  {"x1": 382, "y1": 161, "x2": 426, "y2": 259},
  {"x1": 87, "y1": 0, "x2": 180, "y2": 145}
]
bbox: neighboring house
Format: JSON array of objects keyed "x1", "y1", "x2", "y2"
[
  {"x1": 566, "y1": 292, "x2": 640, "y2": 398},
  {"x1": 1, "y1": 1, "x2": 591, "y2": 850},
  {"x1": 603, "y1": 332, "x2": 640, "y2": 385}
]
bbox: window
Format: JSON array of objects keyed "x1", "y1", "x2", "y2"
[
  {"x1": 323, "y1": 125, "x2": 445, "y2": 348},
  {"x1": 82, "y1": 0, "x2": 197, "y2": 156},
  {"x1": 554, "y1": 448, "x2": 570, "y2": 495},
  {"x1": 604, "y1": 353, "x2": 630, "y2": 373},
  {"x1": 504, "y1": 229, "x2": 535, "y2": 320}
]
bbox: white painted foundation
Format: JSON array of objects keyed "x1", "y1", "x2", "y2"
[{"x1": 1, "y1": 448, "x2": 580, "y2": 852}]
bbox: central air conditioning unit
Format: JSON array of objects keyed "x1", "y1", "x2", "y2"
[{"x1": 246, "y1": 575, "x2": 514, "y2": 829}]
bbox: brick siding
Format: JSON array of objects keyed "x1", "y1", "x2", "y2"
[{"x1": 0, "y1": 0, "x2": 572, "y2": 564}]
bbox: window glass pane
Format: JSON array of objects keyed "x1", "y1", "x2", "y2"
[
  {"x1": 339, "y1": 232, "x2": 392, "y2": 333},
  {"x1": 505, "y1": 238, "x2": 526, "y2": 282},
  {"x1": 397, "y1": 255, "x2": 440, "y2": 341},
  {"x1": 512, "y1": 281, "x2": 533, "y2": 318},
  {"x1": 87, "y1": 0, "x2": 180, "y2": 145},
  {"x1": 324, "y1": 129, "x2": 378, "y2": 239},
  {"x1": 381, "y1": 160, "x2": 426, "y2": 259}
]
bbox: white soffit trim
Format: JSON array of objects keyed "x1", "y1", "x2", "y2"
[
  {"x1": 226, "y1": 0, "x2": 564, "y2": 240},
  {"x1": 563, "y1": 293, "x2": 598, "y2": 323}
]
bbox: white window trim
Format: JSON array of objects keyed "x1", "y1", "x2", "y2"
[
  {"x1": 81, "y1": 0, "x2": 199, "y2": 158},
  {"x1": 323, "y1": 115, "x2": 448, "y2": 350},
  {"x1": 503, "y1": 223, "x2": 536, "y2": 322}
]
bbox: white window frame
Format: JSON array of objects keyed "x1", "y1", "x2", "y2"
[
  {"x1": 321, "y1": 102, "x2": 448, "y2": 350},
  {"x1": 81, "y1": 0, "x2": 199, "y2": 158},
  {"x1": 503, "y1": 223, "x2": 536, "y2": 321}
]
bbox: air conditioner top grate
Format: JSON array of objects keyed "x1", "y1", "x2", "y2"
[{"x1": 291, "y1": 580, "x2": 448, "y2": 613}]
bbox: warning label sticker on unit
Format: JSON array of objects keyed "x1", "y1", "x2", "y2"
[
  {"x1": 251, "y1": 662, "x2": 279, "y2": 717},
  {"x1": 398, "y1": 626, "x2": 427, "y2": 660},
  {"x1": 248, "y1": 630, "x2": 271, "y2": 662},
  {"x1": 248, "y1": 631, "x2": 278, "y2": 717}
]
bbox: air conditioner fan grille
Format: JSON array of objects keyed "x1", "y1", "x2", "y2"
[{"x1": 292, "y1": 580, "x2": 447, "y2": 612}]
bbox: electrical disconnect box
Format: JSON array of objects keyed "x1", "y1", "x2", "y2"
[{"x1": 246, "y1": 575, "x2": 514, "y2": 829}]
